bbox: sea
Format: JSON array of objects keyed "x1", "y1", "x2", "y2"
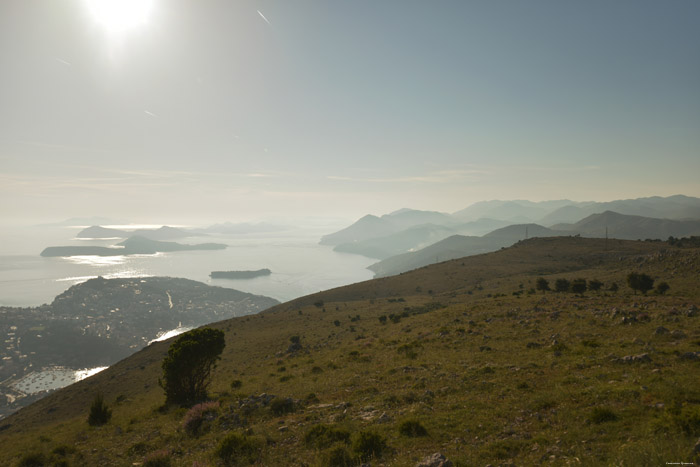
[{"x1": 0, "y1": 222, "x2": 375, "y2": 308}]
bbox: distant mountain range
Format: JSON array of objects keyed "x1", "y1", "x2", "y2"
[
  {"x1": 76, "y1": 225, "x2": 194, "y2": 240},
  {"x1": 323, "y1": 195, "x2": 700, "y2": 277}
]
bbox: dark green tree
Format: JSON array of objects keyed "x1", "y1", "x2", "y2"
[
  {"x1": 587, "y1": 279, "x2": 603, "y2": 292},
  {"x1": 160, "y1": 328, "x2": 226, "y2": 406},
  {"x1": 535, "y1": 277, "x2": 550, "y2": 294},
  {"x1": 570, "y1": 278, "x2": 587, "y2": 295},
  {"x1": 627, "y1": 272, "x2": 654, "y2": 295},
  {"x1": 554, "y1": 278, "x2": 570, "y2": 293}
]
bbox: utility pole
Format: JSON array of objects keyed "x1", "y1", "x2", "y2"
[{"x1": 605, "y1": 226, "x2": 608, "y2": 251}]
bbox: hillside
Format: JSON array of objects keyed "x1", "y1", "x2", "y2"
[
  {"x1": 553, "y1": 211, "x2": 700, "y2": 240},
  {"x1": 2, "y1": 238, "x2": 700, "y2": 466},
  {"x1": 368, "y1": 224, "x2": 571, "y2": 278}
]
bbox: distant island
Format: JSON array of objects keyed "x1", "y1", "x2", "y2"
[
  {"x1": 210, "y1": 269, "x2": 272, "y2": 279},
  {"x1": 41, "y1": 235, "x2": 227, "y2": 257}
]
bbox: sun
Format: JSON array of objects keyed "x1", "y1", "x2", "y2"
[{"x1": 85, "y1": 0, "x2": 154, "y2": 34}]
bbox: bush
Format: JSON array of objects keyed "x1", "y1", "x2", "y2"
[
  {"x1": 304, "y1": 424, "x2": 351, "y2": 450},
  {"x1": 656, "y1": 282, "x2": 670, "y2": 295},
  {"x1": 183, "y1": 401, "x2": 220, "y2": 436},
  {"x1": 87, "y1": 393, "x2": 112, "y2": 426},
  {"x1": 230, "y1": 379, "x2": 243, "y2": 389},
  {"x1": 590, "y1": 407, "x2": 618, "y2": 424},
  {"x1": 353, "y1": 431, "x2": 386, "y2": 461},
  {"x1": 398, "y1": 419, "x2": 427, "y2": 437},
  {"x1": 627, "y1": 272, "x2": 654, "y2": 295},
  {"x1": 160, "y1": 328, "x2": 226, "y2": 406},
  {"x1": 270, "y1": 397, "x2": 295, "y2": 416},
  {"x1": 216, "y1": 432, "x2": 259, "y2": 465},
  {"x1": 554, "y1": 278, "x2": 570, "y2": 293},
  {"x1": 535, "y1": 277, "x2": 550, "y2": 293},
  {"x1": 325, "y1": 446, "x2": 355, "y2": 467},
  {"x1": 143, "y1": 450, "x2": 171, "y2": 467},
  {"x1": 570, "y1": 278, "x2": 587, "y2": 295},
  {"x1": 17, "y1": 453, "x2": 46, "y2": 467}
]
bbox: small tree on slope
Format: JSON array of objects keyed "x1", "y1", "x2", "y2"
[{"x1": 160, "y1": 327, "x2": 226, "y2": 406}]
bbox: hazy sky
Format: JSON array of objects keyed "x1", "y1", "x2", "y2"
[{"x1": 2, "y1": 0, "x2": 699, "y2": 224}]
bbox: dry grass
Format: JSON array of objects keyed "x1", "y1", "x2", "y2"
[{"x1": 1, "y1": 237, "x2": 699, "y2": 466}]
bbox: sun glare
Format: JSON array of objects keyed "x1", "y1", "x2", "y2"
[{"x1": 85, "y1": 0, "x2": 153, "y2": 33}]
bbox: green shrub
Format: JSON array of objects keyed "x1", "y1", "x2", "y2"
[
  {"x1": 216, "y1": 432, "x2": 259, "y2": 465},
  {"x1": 51, "y1": 445, "x2": 76, "y2": 457},
  {"x1": 143, "y1": 450, "x2": 171, "y2": 467},
  {"x1": 398, "y1": 419, "x2": 427, "y2": 437},
  {"x1": 304, "y1": 424, "x2": 351, "y2": 450},
  {"x1": 230, "y1": 379, "x2": 243, "y2": 389},
  {"x1": 270, "y1": 397, "x2": 295, "y2": 415},
  {"x1": 17, "y1": 453, "x2": 46, "y2": 467},
  {"x1": 87, "y1": 393, "x2": 112, "y2": 426},
  {"x1": 324, "y1": 446, "x2": 355, "y2": 467},
  {"x1": 590, "y1": 407, "x2": 618, "y2": 424},
  {"x1": 353, "y1": 431, "x2": 386, "y2": 461},
  {"x1": 183, "y1": 401, "x2": 220, "y2": 436}
]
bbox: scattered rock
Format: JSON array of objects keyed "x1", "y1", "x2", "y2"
[
  {"x1": 617, "y1": 353, "x2": 651, "y2": 364},
  {"x1": 377, "y1": 412, "x2": 391, "y2": 423},
  {"x1": 679, "y1": 352, "x2": 700, "y2": 361},
  {"x1": 416, "y1": 452, "x2": 453, "y2": 467},
  {"x1": 671, "y1": 330, "x2": 686, "y2": 339}
]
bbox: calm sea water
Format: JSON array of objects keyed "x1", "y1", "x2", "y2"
[{"x1": 0, "y1": 224, "x2": 375, "y2": 307}]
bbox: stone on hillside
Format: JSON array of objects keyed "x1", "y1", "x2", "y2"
[
  {"x1": 671, "y1": 329, "x2": 686, "y2": 339},
  {"x1": 688, "y1": 305, "x2": 698, "y2": 317},
  {"x1": 618, "y1": 353, "x2": 651, "y2": 364},
  {"x1": 416, "y1": 452, "x2": 453, "y2": 467},
  {"x1": 679, "y1": 352, "x2": 700, "y2": 361},
  {"x1": 377, "y1": 412, "x2": 391, "y2": 423}
]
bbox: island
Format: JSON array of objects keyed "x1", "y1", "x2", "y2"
[
  {"x1": 210, "y1": 269, "x2": 272, "y2": 279},
  {"x1": 41, "y1": 235, "x2": 227, "y2": 257}
]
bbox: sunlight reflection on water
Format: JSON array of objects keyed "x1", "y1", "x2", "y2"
[
  {"x1": 148, "y1": 326, "x2": 193, "y2": 345},
  {"x1": 11, "y1": 366, "x2": 108, "y2": 394}
]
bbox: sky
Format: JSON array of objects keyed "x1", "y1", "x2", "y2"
[{"x1": 1, "y1": 0, "x2": 699, "y2": 224}]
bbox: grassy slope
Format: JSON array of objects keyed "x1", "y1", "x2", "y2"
[{"x1": 2, "y1": 237, "x2": 700, "y2": 466}]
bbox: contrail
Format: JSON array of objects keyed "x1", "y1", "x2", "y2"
[
  {"x1": 144, "y1": 110, "x2": 157, "y2": 117},
  {"x1": 55, "y1": 58, "x2": 71, "y2": 66},
  {"x1": 257, "y1": 10, "x2": 271, "y2": 25}
]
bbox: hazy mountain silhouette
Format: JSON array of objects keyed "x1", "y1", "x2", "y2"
[
  {"x1": 76, "y1": 225, "x2": 194, "y2": 240},
  {"x1": 541, "y1": 195, "x2": 700, "y2": 225},
  {"x1": 552, "y1": 211, "x2": 700, "y2": 239}
]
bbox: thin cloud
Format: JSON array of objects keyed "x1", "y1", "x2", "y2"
[
  {"x1": 257, "y1": 10, "x2": 271, "y2": 25},
  {"x1": 327, "y1": 169, "x2": 486, "y2": 184},
  {"x1": 55, "y1": 57, "x2": 71, "y2": 66},
  {"x1": 144, "y1": 110, "x2": 157, "y2": 117}
]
